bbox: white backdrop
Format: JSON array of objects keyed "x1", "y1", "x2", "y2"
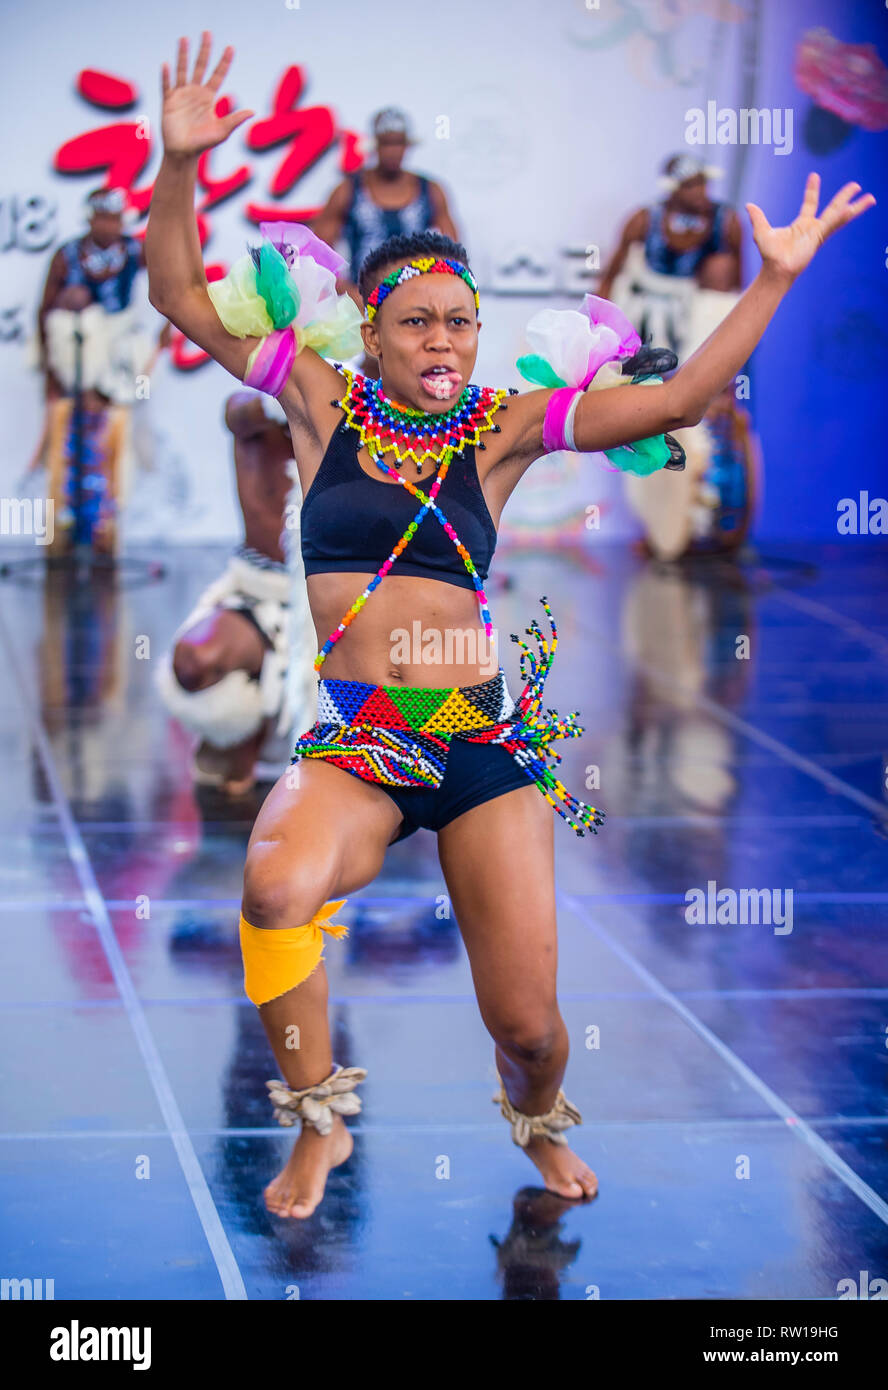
[{"x1": 1, "y1": 0, "x2": 753, "y2": 543}]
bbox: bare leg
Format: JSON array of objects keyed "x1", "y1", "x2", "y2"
[
  {"x1": 242, "y1": 759, "x2": 403, "y2": 1217},
  {"x1": 437, "y1": 780, "x2": 597, "y2": 1201}
]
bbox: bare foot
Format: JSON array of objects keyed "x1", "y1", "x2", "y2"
[
  {"x1": 522, "y1": 1137, "x2": 598, "y2": 1201},
  {"x1": 264, "y1": 1113, "x2": 354, "y2": 1219}
]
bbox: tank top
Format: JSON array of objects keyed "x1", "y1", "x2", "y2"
[
  {"x1": 644, "y1": 203, "x2": 728, "y2": 278},
  {"x1": 59, "y1": 235, "x2": 142, "y2": 314},
  {"x1": 301, "y1": 416, "x2": 497, "y2": 591},
  {"x1": 343, "y1": 172, "x2": 435, "y2": 284}
]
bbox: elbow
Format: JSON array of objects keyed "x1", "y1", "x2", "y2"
[
  {"x1": 673, "y1": 405, "x2": 705, "y2": 430},
  {"x1": 664, "y1": 385, "x2": 704, "y2": 431},
  {"x1": 147, "y1": 284, "x2": 169, "y2": 316}
]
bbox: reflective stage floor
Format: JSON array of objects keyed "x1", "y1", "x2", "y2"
[{"x1": 1, "y1": 541, "x2": 886, "y2": 1300}]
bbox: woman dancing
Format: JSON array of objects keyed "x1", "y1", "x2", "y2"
[{"x1": 146, "y1": 33, "x2": 873, "y2": 1219}]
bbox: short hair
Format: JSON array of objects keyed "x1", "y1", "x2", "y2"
[{"x1": 358, "y1": 230, "x2": 472, "y2": 304}]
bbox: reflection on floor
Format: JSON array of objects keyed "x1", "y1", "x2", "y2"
[{"x1": 0, "y1": 542, "x2": 886, "y2": 1300}]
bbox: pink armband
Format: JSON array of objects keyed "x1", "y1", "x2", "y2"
[
  {"x1": 244, "y1": 326, "x2": 298, "y2": 397},
  {"x1": 542, "y1": 387, "x2": 583, "y2": 453}
]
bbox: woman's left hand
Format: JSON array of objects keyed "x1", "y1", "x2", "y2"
[{"x1": 746, "y1": 172, "x2": 875, "y2": 282}]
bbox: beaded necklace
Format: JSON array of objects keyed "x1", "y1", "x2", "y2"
[
  {"x1": 337, "y1": 368, "x2": 509, "y2": 475},
  {"x1": 314, "y1": 369, "x2": 514, "y2": 672},
  {"x1": 80, "y1": 236, "x2": 128, "y2": 278}
]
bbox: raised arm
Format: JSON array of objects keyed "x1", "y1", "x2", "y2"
[
  {"x1": 145, "y1": 33, "x2": 258, "y2": 379},
  {"x1": 37, "y1": 248, "x2": 68, "y2": 367},
  {"x1": 146, "y1": 32, "x2": 343, "y2": 438},
  {"x1": 597, "y1": 208, "x2": 648, "y2": 301},
  {"x1": 309, "y1": 180, "x2": 364, "y2": 309},
  {"x1": 309, "y1": 180, "x2": 352, "y2": 256},
  {"x1": 429, "y1": 181, "x2": 459, "y2": 243},
  {"x1": 493, "y1": 174, "x2": 874, "y2": 481}
]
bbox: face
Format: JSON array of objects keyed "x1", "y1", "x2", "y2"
[
  {"x1": 89, "y1": 210, "x2": 124, "y2": 246},
  {"x1": 375, "y1": 133, "x2": 408, "y2": 175},
  {"x1": 362, "y1": 267, "x2": 480, "y2": 412},
  {"x1": 673, "y1": 174, "x2": 709, "y2": 214}
]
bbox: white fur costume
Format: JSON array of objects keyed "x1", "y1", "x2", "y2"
[
  {"x1": 156, "y1": 392, "x2": 317, "y2": 753},
  {"x1": 611, "y1": 244, "x2": 742, "y2": 561}
]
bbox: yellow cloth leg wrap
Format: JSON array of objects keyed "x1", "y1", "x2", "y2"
[{"x1": 239, "y1": 899, "x2": 349, "y2": 1006}]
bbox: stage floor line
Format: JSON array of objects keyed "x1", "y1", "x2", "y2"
[{"x1": 0, "y1": 541, "x2": 886, "y2": 1301}]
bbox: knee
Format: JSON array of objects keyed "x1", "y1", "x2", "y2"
[
  {"x1": 489, "y1": 1012, "x2": 565, "y2": 1066},
  {"x1": 173, "y1": 637, "x2": 221, "y2": 692},
  {"x1": 242, "y1": 838, "x2": 331, "y2": 930}
]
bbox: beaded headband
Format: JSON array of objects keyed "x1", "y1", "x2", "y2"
[{"x1": 365, "y1": 257, "x2": 480, "y2": 322}]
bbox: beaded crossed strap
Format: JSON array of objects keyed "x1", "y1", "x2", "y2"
[
  {"x1": 314, "y1": 370, "x2": 511, "y2": 672},
  {"x1": 266, "y1": 1064, "x2": 367, "y2": 1135},
  {"x1": 492, "y1": 1069, "x2": 583, "y2": 1148}
]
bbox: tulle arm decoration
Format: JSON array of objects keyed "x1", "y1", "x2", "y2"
[
  {"x1": 207, "y1": 221, "x2": 364, "y2": 389},
  {"x1": 516, "y1": 294, "x2": 676, "y2": 477}
]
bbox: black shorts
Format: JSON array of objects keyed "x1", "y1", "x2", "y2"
[{"x1": 379, "y1": 735, "x2": 534, "y2": 842}]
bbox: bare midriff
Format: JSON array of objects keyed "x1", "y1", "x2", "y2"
[{"x1": 305, "y1": 571, "x2": 499, "y2": 688}]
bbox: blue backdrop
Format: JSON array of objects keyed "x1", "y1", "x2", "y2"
[{"x1": 749, "y1": 0, "x2": 888, "y2": 540}]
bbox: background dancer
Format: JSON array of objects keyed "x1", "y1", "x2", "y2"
[
  {"x1": 32, "y1": 187, "x2": 160, "y2": 560},
  {"x1": 145, "y1": 32, "x2": 873, "y2": 1225},
  {"x1": 598, "y1": 155, "x2": 755, "y2": 561},
  {"x1": 311, "y1": 107, "x2": 460, "y2": 378},
  {"x1": 156, "y1": 389, "x2": 316, "y2": 795}
]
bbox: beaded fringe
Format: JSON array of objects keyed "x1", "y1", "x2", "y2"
[
  {"x1": 464, "y1": 596, "x2": 605, "y2": 837},
  {"x1": 292, "y1": 597, "x2": 605, "y2": 838}
]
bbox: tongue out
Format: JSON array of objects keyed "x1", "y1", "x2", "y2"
[{"x1": 421, "y1": 369, "x2": 462, "y2": 401}]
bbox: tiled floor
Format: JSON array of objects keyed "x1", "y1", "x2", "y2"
[{"x1": 1, "y1": 542, "x2": 886, "y2": 1299}]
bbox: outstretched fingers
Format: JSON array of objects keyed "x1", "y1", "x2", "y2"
[
  {"x1": 170, "y1": 32, "x2": 232, "y2": 94},
  {"x1": 175, "y1": 36, "x2": 189, "y2": 88},
  {"x1": 191, "y1": 30, "x2": 212, "y2": 85},
  {"x1": 798, "y1": 171, "x2": 821, "y2": 220},
  {"x1": 222, "y1": 107, "x2": 254, "y2": 138},
  {"x1": 207, "y1": 43, "x2": 235, "y2": 94},
  {"x1": 819, "y1": 182, "x2": 876, "y2": 239},
  {"x1": 744, "y1": 201, "x2": 771, "y2": 240}
]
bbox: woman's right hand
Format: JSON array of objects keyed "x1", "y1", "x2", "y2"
[{"x1": 161, "y1": 31, "x2": 254, "y2": 158}]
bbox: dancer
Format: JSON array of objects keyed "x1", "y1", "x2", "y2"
[
  {"x1": 598, "y1": 155, "x2": 754, "y2": 560},
  {"x1": 312, "y1": 107, "x2": 460, "y2": 304},
  {"x1": 145, "y1": 33, "x2": 873, "y2": 1219},
  {"x1": 312, "y1": 106, "x2": 460, "y2": 380},
  {"x1": 597, "y1": 154, "x2": 741, "y2": 315},
  {"x1": 34, "y1": 187, "x2": 157, "y2": 559},
  {"x1": 155, "y1": 390, "x2": 315, "y2": 794},
  {"x1": 38, "y1": 186, "x2": 146, "y2": 356}
]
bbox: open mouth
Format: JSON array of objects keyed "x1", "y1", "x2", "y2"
[{"x1": 419, "y1": 365, "x2": 462, "y2": 401}]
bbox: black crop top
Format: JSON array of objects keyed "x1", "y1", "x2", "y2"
[{"x1": 300, "y1": 417, "x2": 498, "y2": 590}]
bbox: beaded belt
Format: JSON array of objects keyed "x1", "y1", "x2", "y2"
[{"x1": 291, "y1": 597, "x2": 605, "y2": 837}]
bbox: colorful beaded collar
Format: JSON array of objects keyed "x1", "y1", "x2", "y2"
[
  {"x1": 365, "y1": 257, "x2": 480, "y2": 322},
  {"x1": 335, "y1": 368, "x2": 510, "y2": 474}
]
